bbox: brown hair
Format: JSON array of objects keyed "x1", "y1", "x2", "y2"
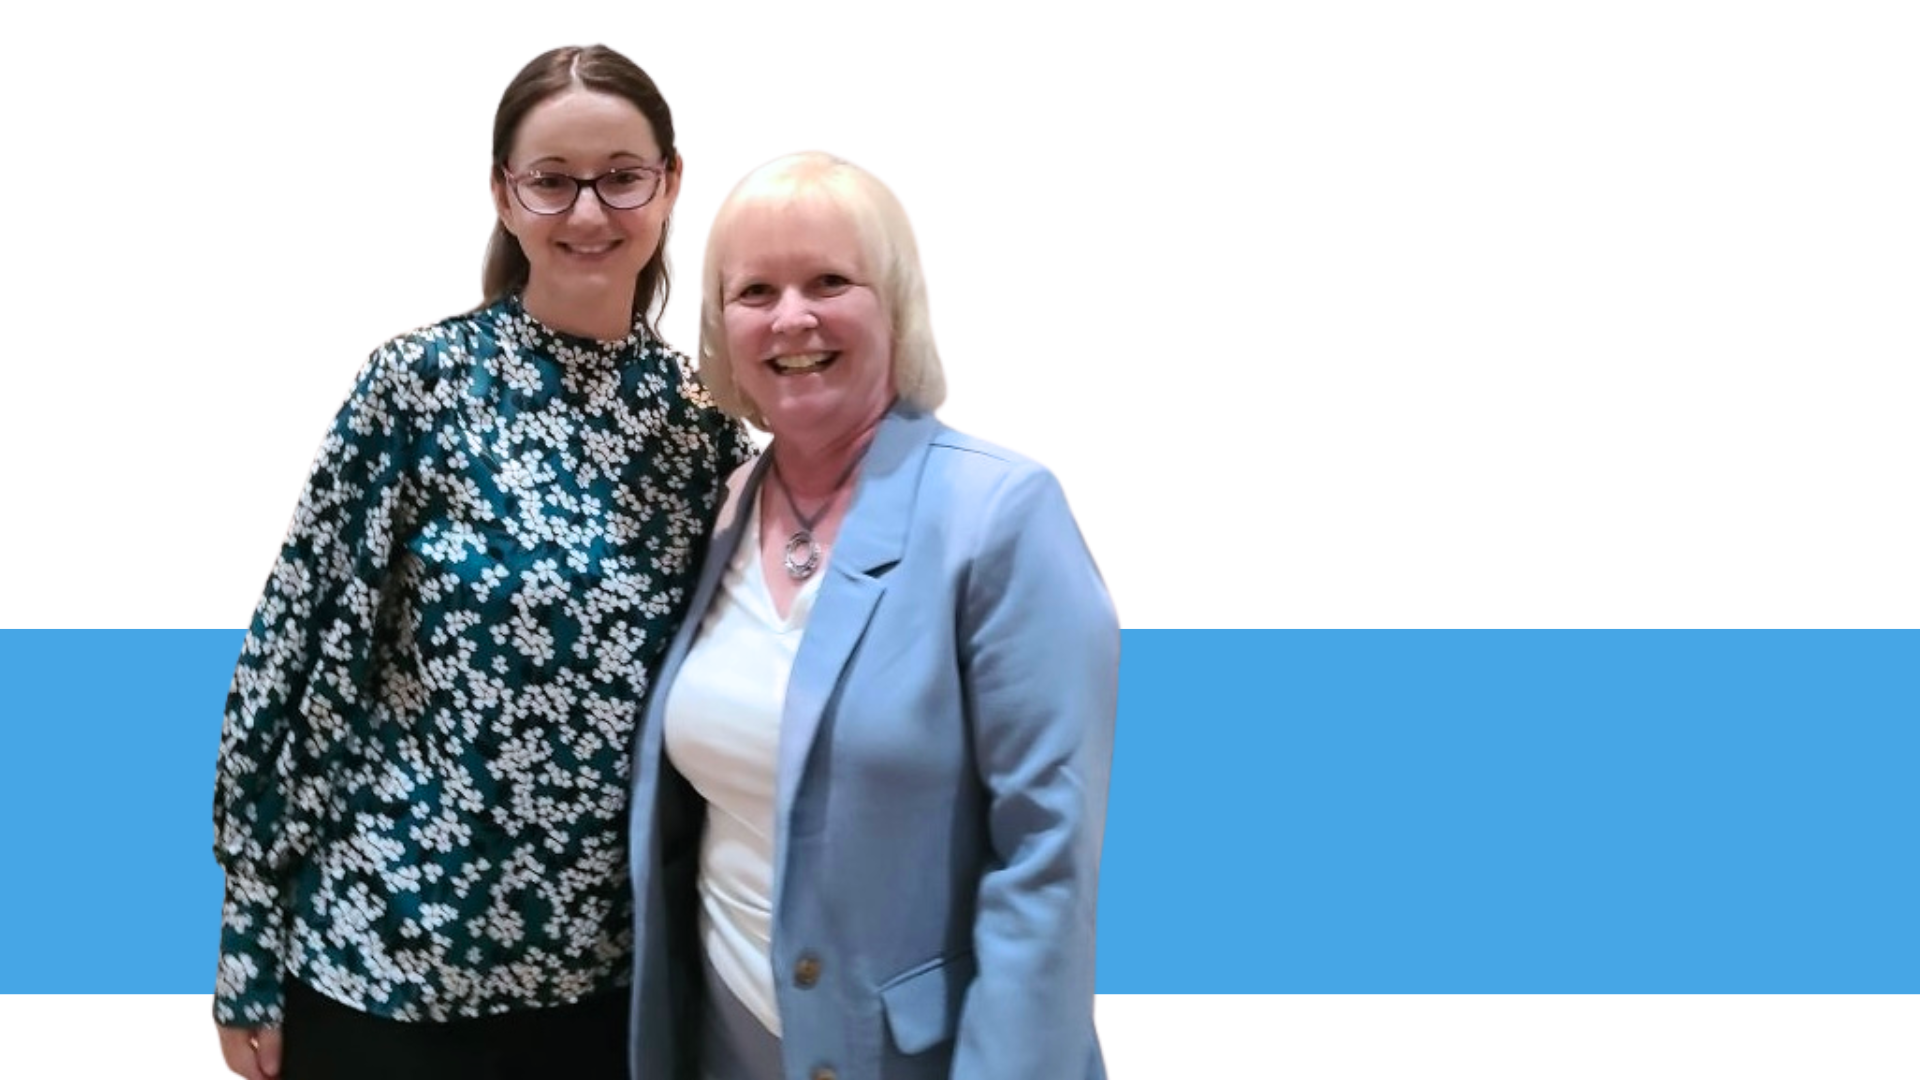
[{"x1": 479, "y1": 45, "x2": 679, "y2": 338}]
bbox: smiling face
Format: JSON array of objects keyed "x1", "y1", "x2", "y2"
[
  {"x1": 492, "y1": 87, "x2": 678, "y2": 337},
  {"x1": 719, "y1": 200, "x2": 897, "y2": 446}
]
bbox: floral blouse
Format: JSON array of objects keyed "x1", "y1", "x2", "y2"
[{"x1": 213, "y1": 295, "x2": 754, "y2": 1025}]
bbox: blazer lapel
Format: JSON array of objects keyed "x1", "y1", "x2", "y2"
[{"x1": 774, "y1": 404, "x2": 940, "y2": 829}]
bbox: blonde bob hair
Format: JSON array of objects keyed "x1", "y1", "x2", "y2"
[{"x1": 698, "y1": 151, "x2": 946, "y2": 428}]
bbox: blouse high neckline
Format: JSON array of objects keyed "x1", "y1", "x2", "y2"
[{"x1": 501, "y1": 292, "x2": 650, "y2": 364}]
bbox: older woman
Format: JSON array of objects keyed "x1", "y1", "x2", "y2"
[{"x1": 626, "y1": 151, "x2": 1119, "y2": 1080}]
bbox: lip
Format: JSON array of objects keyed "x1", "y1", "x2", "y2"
[
  {"x1": 767, "y1": 351, "x2": 837, "y2": 375},
  {"x1": 558, "y1": 239, "x2": 624, "y2": 259}
]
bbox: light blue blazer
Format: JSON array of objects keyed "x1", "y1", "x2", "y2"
[{"x1": 627, "y1": 402, "x2": 1118, "y2": 1079}]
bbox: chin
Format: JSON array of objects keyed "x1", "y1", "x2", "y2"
[
  {"x1": 767, "y1": 396, "x2": 889, "y2": 443},
  {"x1": 758, "y1": 400, "x2": 832, "y2": 436}
]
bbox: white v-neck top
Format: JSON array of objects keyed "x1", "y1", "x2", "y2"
[{"x1": 662, "y1": 494, "x2": 822, "y2": 1037}]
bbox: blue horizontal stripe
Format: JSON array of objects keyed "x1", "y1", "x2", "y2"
[{"x1": 1, "y1": 629, "x2": 1914, "y2": 993}]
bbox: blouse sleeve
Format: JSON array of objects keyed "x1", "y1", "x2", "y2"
[
  {"x1": 211, "y1": 343, "x2": 418, "y2": 1026},
  {"x1": 953, "y1": 465, "x2": 1120, "y2": 1078},
  {"x1": 668, "y1": 345, "x2": 757, "y2": 479},
  {"x1": 718, "y1": 416, "x2": 758, "y2": 475}
]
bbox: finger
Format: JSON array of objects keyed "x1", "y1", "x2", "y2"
[
  {"x1": 216, "y1": 1026, "x2": 264, "y2": 1080},
  {"x1": 255, "y1": 1027, "x2": 285, "y2": 1079}
]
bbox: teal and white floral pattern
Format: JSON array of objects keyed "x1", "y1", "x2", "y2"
[{"x1": 213, "y1": 296, "x2": 753, "y2": 1025}]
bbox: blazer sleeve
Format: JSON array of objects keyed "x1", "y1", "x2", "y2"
[
  {"x1": 210, "y1": 343, "x2": 418, "y2": 1026},
  {"x1": 952, "y1": 463, "x2": 1120, "y2": 1078}
]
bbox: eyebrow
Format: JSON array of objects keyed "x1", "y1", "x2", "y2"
[{"x1": 522, "y1": 150, "x2": 659, "y2": 170}]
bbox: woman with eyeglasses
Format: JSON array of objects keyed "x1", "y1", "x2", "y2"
[
  {"x1": 626, "y1": 152, "x2": 1119, "y2": 1080},
  {"x1": 211, "y1": 45, "x2": 752, "y2": 1080}
]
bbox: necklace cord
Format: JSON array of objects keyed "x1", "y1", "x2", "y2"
[
  {"x1": 769, "y1": 446, "x2": 866, "y2": 581},
  {"x1": 770, "y1": 450, "x2": 863, "y2": 532}
]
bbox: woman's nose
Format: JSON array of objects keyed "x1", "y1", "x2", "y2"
[
  {"x1": 567, "y1": 185, "x2": 612, "y2": 225},
  {"x1": 770, "y1": 291, "x2": 818, "y2": 333}
]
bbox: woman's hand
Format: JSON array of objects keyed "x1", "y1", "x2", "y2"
[{"x1": 217, "y1": 1024, "x2": 282, "y2": 1080}]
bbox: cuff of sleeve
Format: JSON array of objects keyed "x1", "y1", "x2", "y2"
[{"x1": 214, "y1": 866, "x2": 288, "y2": 1027}]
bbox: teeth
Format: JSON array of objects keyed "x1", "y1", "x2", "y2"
[
  {"x1": 567, "y1": 242, "x2": 616, "y2": 254},
  {"x1": 772, "y1": 352, "x2": 833, "y2": 371}
]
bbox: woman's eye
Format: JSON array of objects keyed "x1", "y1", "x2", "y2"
[
  {"x1": 526, "y1": 175, "x2": 569, "y2": 192},
  {"x1": 817, "y1": 274, "x2": 853, "y2": 292},
  {"x1": 601, "y1": 170, "x2": 647, "y2": 192},
  {"x1": 733, "y1": 283, "x2": 773, "y2": 304}
]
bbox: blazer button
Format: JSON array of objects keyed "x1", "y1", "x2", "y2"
[{"x1": 793, "y1": 954, "x2": 822, "y2": 988}]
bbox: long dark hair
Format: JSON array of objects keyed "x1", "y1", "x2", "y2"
[{"x1": 479, "y1": 45, "x2": 678, "y2": 338}]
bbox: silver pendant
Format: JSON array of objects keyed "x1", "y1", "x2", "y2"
[{"x1": 783, "y1": 530, "x2": 823, "y2": 580}]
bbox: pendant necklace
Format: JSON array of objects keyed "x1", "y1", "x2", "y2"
[{"x1": 770, "y1": 449, "x2": 864, "y2": 581}]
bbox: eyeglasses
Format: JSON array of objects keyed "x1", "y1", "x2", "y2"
[{"x1": 502, "y1": 160, "x2": 668, "y2": 215}]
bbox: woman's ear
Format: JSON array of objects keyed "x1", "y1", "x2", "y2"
[
  {"x1": 660, "y1": 153, "x2": 684, "y2": 213},
  {"x1": 491, "y1": 170, "x2": 517, "y2": 236}
]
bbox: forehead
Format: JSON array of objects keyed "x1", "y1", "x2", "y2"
[
  {"x1": 721, "y1": 198, "x2": 873, "y2": 279},
  {"x1": 511, "y1": 88, "x2": 660, "y2": 164}
]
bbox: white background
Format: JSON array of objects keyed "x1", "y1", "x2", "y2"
[
  {"x1": 0, "y1": 0, "x2": 1913, "y2": 1074},
  {"x1": 2, "y1": 0, "x2": 1913, "y2": 631}
]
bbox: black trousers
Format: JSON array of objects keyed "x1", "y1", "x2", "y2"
[{"x1": 281, "y1": 978, "x2": 628, "y2": 1080}]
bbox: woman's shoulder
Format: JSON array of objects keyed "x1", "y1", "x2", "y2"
[
  {"x1": 927, "y1": 424, "x2": 1032, "y2": 466},
  {"x1": 374, "y1": 300, "x2": 526, "y2": 380},
  {"x1": 921, "y1": 419, "x2": 1056, "y2": 492},
  {"x1": 373, "y1": 302, "x2": 508, "y2": 370},
  {"x1": 333, "y1": 304, "x2": 505, "y2": 418},
  {"x1": 660, "y1": 343, "x2": 722, "y2": 407}
]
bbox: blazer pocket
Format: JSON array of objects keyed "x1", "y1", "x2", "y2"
[{"x1": 879, "y1": 949, "x2": 977, "y2": 1055}]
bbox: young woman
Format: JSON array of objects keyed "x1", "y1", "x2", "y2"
[{"x1": 212, "y1": 45, "x2": 751, "y2": 1080}]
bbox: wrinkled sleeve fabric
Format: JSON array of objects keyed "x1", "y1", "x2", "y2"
[
  {"x1": 211, "y1": 343, "x2": 420, "y2": 1026},
  {"x1": 953, "y1": 464, "x2": 1120, "y2": 1078},
  {"x1": 717, "y1": 416, "x2": 758, "y2": 476}
]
